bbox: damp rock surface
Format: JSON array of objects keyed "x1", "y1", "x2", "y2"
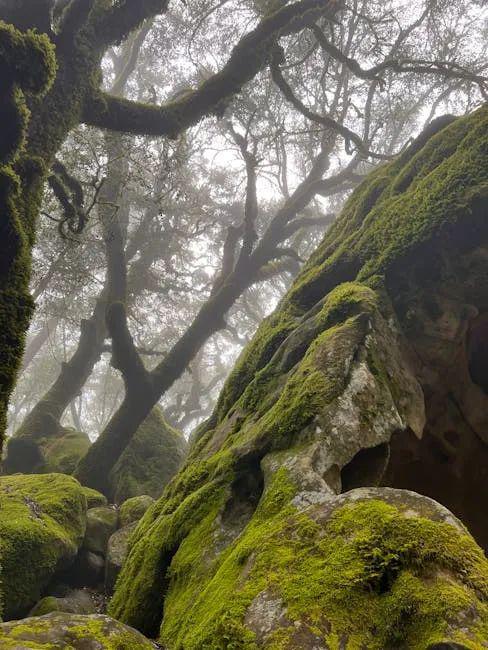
[
  {"x1": 0, "y1": 613, "x2": 158, "y2": 649},
  {"x1": 0, "y1": 473, "x2": 87, "y2": 620}
]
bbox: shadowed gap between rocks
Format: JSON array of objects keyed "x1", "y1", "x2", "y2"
[{"x1": 221, "y1": 450, "x2": 265, "y2": 534}]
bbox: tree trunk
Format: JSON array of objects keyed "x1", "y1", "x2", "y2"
[{"x1": 75, "y1": 273, "x2": 253, "y2": 494}]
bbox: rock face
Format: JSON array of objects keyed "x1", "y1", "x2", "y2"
[
  {"x1": 111, "y1": 108, "x2": 488, "y2": 647},
  {"x1": 109, "y1": 406, "x2": 188, "y2": 503},
  {"x1": 83, "y1": 506, "x2": 118, "y2": 555},
  {"x1": 0, "y1": 613, "x2": 157, "y2": 649},
  {"x1": 0, "y1": 473, "x2": 87, "y2": 620}
]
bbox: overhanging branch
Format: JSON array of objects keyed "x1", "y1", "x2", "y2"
[{"x1": 82, "y1": 0, "x2": 344, "y2": 138}]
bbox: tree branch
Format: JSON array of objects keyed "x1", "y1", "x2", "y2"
[
  {"x1": 82, "y1": 0, "x2": 344, "y2": 137},
  {"x1": 106, "y1": 302, "x2": 152, "y2": 395},
  {"x1": 90, "y1": 0, "x2": 167, "y2": 48}
]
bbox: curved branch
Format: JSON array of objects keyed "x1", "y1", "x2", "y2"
[
  {"x1": 82, "y1": 0, "x2": 344, "y2": 137},
  {"x1": 90, "y1": 0, "x2": 167, "y2": 48},
  {"x1": 270, "y1": 47, "x2": 379, "y2": 158}
]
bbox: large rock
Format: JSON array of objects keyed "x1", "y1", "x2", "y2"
[
  {"x1": 4, "y1": 424, "x2": 91, "y2": 475},
  {"x1": 0, "y1": 473, "x2": 87, "y2": 619},
  {"x1": 110, "y1": 108, "x2": 488, "y2": 647},
  {"x1": 82, "y1": 486, "x2": 108, "y2": 509},
  {"x1": 0, "y1": 613, "x2": 157, "y2": 649},
  {"x1": 109, "y1": 406, "x2": 188, "y2": 503}
]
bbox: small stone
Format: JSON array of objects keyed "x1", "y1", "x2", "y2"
[
  {"x1": 105, "y1": 523, "x2": 137, "y2": 593},
  {"x1": 29, "y1": 589, "x2": 95, "y2": 617}
]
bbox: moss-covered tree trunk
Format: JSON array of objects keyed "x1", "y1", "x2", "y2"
[{"x1": 0, "y1": 21, "x2": 57, "y2": 441}]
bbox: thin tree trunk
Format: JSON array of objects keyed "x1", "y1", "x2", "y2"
[{"x1": 20, "y1": 317, "x2": 59, "y2": 375}]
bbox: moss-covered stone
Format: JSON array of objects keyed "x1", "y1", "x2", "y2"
[
  {"x1": 162, "y1": 488, "x2": 488, "y2": 649},
  {"x1": 82, "y1": 486, "x2": 108, "y2": 509},
  {"x1": 4, "y1": 425, "x2": 91, "y2": 476},
  {"x1": 105, "y1": 523, "x2": 137, "y2": 594},
  {"x1": 29, "y1": 590, "x2": 95, "y2": 617},
  {"x1": 109, "y1": 406, "x2": 188, "y2": 503},
  {"x1": 0, "y1": 612, "x2": 158, "y2": 649},
  {"x1": 83, "y1": 506, "x2": 118, "y2": 556},
  {"x1": 119, "y1": 495, "x2": 155, "y2": 527},
  {"x1": 110, "y1": 109, "x2": 488, "y2": 646},
  {"x1": 43, "y1": 428, "x2": 91, "y2": 475},
  {"x1": 0, "y1": 473, "x2": 87, "y2": 620}
]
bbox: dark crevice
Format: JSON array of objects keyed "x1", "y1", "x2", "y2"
[
  {"x1": 381, "y1": 419, "x2": 488, "y2": 552},
  {"x1": 467, "y1": 313, "x2": 488, "y2": 394},
  {"x1": 221, "y1": 450, "x2": 265, "y2": 535},
  {"x1": 144, "y1": 541, "x2": 183, "y2": 639},
  {"x1": 341, "y1": 442, "x2": 390, "y2": 493}
]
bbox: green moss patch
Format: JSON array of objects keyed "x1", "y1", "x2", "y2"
[
  {"x1": 0, "y1": 612, "x2": 156, "y2": 649},
  {"x1": 109, "y1": 406, "x2": 188, "y2": 503},
  {"x1": 0, "y1": 473, "x2": 86, "y2": 619},
  {"x1": 161, "y1": 485, "x2": 488, "y2": 649}
]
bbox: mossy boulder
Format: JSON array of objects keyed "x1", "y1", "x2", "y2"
[
  {"x1": 43, "y1": 428, "x2": 91, "y2": 475},
  {"x1": 111, "y1": 109, "x2": 488, "y2": 647},
  {"x1": 0, "y1": 473, "x2": 87, "y2": 620},
  {"x1": 109, "y1": 406, "x2": 188, "y2": 503},
  {"x1": 0, "y1": 613, "x2": 158, "y2": 649},
  {"x1": 119, "y1": 495, "x2": 155, "y2": 527},
  {"x1": 82, "y1": 486, "x2": 108, "y2": 509},
  {"x1": 29, "y1": 590, "x2": 95, "y2": 617},
  {"x1": 4, "y1": 425, "x2": 91, "y2": 476},
  {"x1": 83, "y1": 506, "x2": 118, "y2": 556},
  {"x1": 163, "y1": 487, "x2": 488, "y2": 649}
]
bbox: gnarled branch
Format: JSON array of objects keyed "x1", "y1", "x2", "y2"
[{"x1": 82, "y1": 0, "x2": 344, "y2": 137}]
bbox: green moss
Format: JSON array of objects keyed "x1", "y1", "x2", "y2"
[
  {"x1": 0, "y1": 613, "x2": 156, "y2": 649},
  {"x1": 0, "y1": 22, "x2": 56, "y2": 451},
  {"x1": 289, "y1": 106, "x2": 488, "y2": 309},
  {"x1": 0, "y1": 22, "x2": 56, "y2": 96},
  {"x1": 109, "y1": 407, "x2": 188, "y2": 503},
  {"x1": 119, "y1": 495, "x2": 155, "y2": 527},
  {"x1": 160, "y1": 487, "x2": 488, "y2": 649},
  {"x1": 225, "y1": 282, "x2": 377, "y2": 448},
  {"x1": 111, "y1": 110, "x2": 488, "y2": 647},
  {"x1": 83, "y1": 506, "x2": 118, "y2": 555},
  {"x1": 216, "y1": 307, "x2": 300, "y2": 421},
  {"x1": 0, "y1": 473, "x2": 87, "y2": 619},
  {"x1": 81, "y1": 486, "x2": 108, "y2": 509},
  {"x1": 29, "y1": 597, "x2": 62, "y2": 617},
  {"x1": 43, "y1": 428, "x2": 92, "y2": 475},
  {"x1": 111, "y1": 283, "x2": 388, "y2": 638}
]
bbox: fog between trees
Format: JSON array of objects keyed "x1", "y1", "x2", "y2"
[{"x1": 3, "y1": 0, "x2": 487, "y2": 489}]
